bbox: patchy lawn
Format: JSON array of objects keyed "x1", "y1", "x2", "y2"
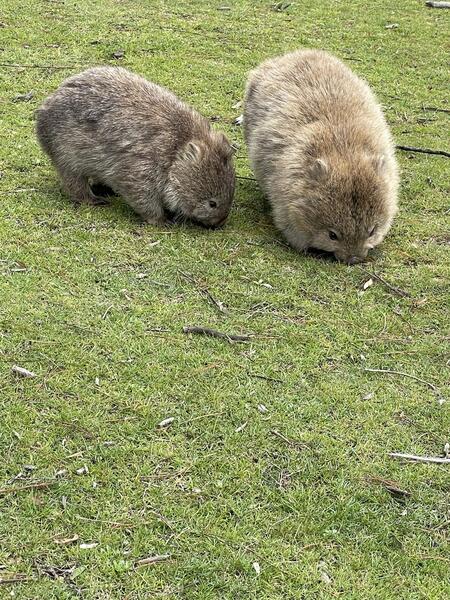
[{"x1": 0, "y1": 1, "x2": 448, "y2": 598}]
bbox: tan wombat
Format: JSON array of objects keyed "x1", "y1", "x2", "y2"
[
  {"x1": 244, "y1": 49, "x2": 399, "y2": 263},
  {"x1": 37, "y1": 67, "x2": 235, "y2": 227}
]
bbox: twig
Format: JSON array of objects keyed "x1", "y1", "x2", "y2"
[
  {"x1": 0, "y1": 480, "x2": 57, "y2": 495},
  {"x1": 182, "y1": 326, "x2": 251, "y2": 342},
  {"x1": 0, "y1": 576, "x2": 33, "y2": 585},
  {"x1": 425, "y1": 1, "x2": 450, "y2": 8},
  {"x1": 236, "y1": 175, "x2": 257, "y2": 181},
  {"x1": 389, "y1": 452, "x2": 450, "y2": 465},
  {"x1": 248, "y1": 373, "x2": 284, "y2": 383},
  {"x1": 396, "y1": 145, "x2": 450, "y2": 158},
  {"x1": 271, "y1": 429, "x2": 309, "y2": 450},
  {"x1": 364, "y1": 368, "x2": 437, "y2": 392},
  {"x1": 0, "y1": 62, "x2": 84, "y2": 69},
  {"x1": 422, "y1": 106, "x2": 450, "y2": 114},
  {"x1": 179, "y1": 271, "x2": 227, "y2": 313},
  {"x1": 357, "y1": 266, "x2": 410, "y2": 298},
  {"x1": 135, "y1": 554, "x2": 171, "y2": 568},
  {"x1": 366, "y1": 475, "x2": 410, "y2": 498}
]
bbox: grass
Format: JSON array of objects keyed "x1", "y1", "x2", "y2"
[{"x1": 0, "y1": 0, "x2": 448, "y2": 598}]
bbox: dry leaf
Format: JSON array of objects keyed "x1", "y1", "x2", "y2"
[
  {"x1": 76, "y1": 465, "x2": 89, "y2": 475},
  {"x1": 258, "y1": 404, "x2": 268, "y2": 414},
  {"x1": 54, "y1": 534, "x2": 79, "y2": 545},
  {"x1": 385, "y1": 23, "x2": 399, "y2": 29},
  {"x1": 235, "y1": 422, "x2": 247, "y2": 433},
  {"x1": 158, "y1": 417, "x2": 174, "y2": 428},
  {"x1": 252, "y1": 561, "x2": 261, "y2": 575},
  {"x1": 363, "y1": 278, "x2": 373, "y2": 290},
  {"x1": 362, "y1": 392, "x2": 374, "y2": 400},
  {"x1": 12, "y1": 365, "x2": 36, "y2": 378},
  {"x1": 79, "y1": 542, "x2": 98, "y2": 549}
]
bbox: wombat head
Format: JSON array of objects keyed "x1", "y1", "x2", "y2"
[
  {"x1": 166, "y1": 132, "x2": 235, "y2": 227},
  {"x1": 289, "y1": 153, "x2": 398, "y2": 263}
]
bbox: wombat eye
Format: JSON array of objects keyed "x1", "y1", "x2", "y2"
[
  {"x1": 209, "y1": 200, "x2": 218, "y2": 208},
  {"x1": 369, "y1": 226, "x2": 376, "y2": 237},
  {"x1": 328, "y1": 231, "x2": 338, "y2": 241}
]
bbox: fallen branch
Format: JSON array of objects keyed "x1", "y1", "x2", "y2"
[
  {"x1": 389, "y1": 452, "x2": 450, "y2": 465},
  {"x1": 425, "y1": 1, "x2": 450, "y2": 8},
  {"x1": 0, "y1": 480, "x2": 57, "y2": 496},
  {"x1": 357, "y1": 267, "x2": 410, "y2": 298},
  {"x1": 396, "y1": 145, "x2": 450, "y2": 158},
  {"x1": 364, "y1": 368, "x2": 437, "y2": 392},
  {"x1": 135, "y1": 554, "x2": 171, "y2": 568},
  {"x1": 182, "y1": 326, "x2": 251, "y2": 342}
]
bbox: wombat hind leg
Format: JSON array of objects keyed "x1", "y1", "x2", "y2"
[{"x1": 59, "y1": 169, "x2": 108, "y2": 206}]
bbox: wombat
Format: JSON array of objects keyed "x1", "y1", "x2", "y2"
[
  {"x1": 243, "y1": 49, "x2": 399, "y2": 263},
  {"x1": 36, "y1": 67, "x2": 236, "y2": 227}
]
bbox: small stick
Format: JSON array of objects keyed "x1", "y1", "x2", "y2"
[
  {"x1": 271, "y1": 429, "x2": 309, "y2": 449},
  {"x1": 249, "y1": 373, "x2": 284, "y2": 383},
  {"x1": 396, "y1": 145, "x2": 450, "y2": 158},
  {"x1": 357, "y1": 266, "x2": 410, "y2": 297},
  {"x1": 179, "y1": 271, "x2": 227, "y2": 313},
  {"x1": 425, "y1": 1, "x2": 450, "y2": 8},
  {"x1": 183, "y1": 326, "x2": 251, "y2": 342},
  {"x1": 389, "y1": 452, "x2": 450, "y2": 465},
  {"x1": 422, "y1": 106, "x2": 450, "y2": 114},
  {"x1": 0, "y1": 576, "x2": 33, "y2": 585},
  {"x1": 364, "y1": 368, "x2": 437, "y2": 392},
  {"x1": 0, "y1": 480, "x2": 57, "y2": 495},
  {"x1": 135, "y1": 554, "x2": 171, "y2": 567},
  {"x1": 366, "y1": 475, "x2": 410, "y2": 498},
  {"x1": 236, "y1": 175, "x2": 257, "y2": 181},
  {"x1": 0, "y1": 62, "x2": 84, "y2": 69}
]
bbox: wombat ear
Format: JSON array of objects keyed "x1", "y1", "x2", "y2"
[
  {"x1": 217, "y1": 133, "x2": 235, "y2": 160},
  {"x1": 310, "y1": 158, "x2": 328, "y2": 180},
  {"x1": 180, "y1": 141, "x2": 203, "y2": 162}
]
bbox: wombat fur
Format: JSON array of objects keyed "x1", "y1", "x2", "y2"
[
  {"x1": 36, "y1": 67, "x2": 236, "y2": 227},
  {"x1": 243, "y1": 49, "x2": 399, "y2": 263}
]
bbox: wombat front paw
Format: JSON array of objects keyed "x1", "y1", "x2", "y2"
[{"x1": 142, "y1": 216, "x2": 170, "y2": 227}]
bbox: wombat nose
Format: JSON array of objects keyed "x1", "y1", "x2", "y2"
[{"x1": 347, "y1": 255, "x2": 362, "y2": 265}]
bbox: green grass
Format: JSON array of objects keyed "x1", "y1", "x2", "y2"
[{"x1": 0, "y1": 0, "x2": 449, "y2": 598}]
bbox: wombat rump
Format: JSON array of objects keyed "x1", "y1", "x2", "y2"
[
  {"x1": 36, "y1": 67, "x2": 235, "y2": 227},
  {"x1": 244, "y1": 49, "x2": 399, "y2": 263}
]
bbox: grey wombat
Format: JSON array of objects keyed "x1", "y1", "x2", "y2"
[
  {"x1": 36, "y1": 67, "x2": 236, "y2": 227},
  {"x1": 244, "y1": 49, "x2": 399, "y2": 263}
]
